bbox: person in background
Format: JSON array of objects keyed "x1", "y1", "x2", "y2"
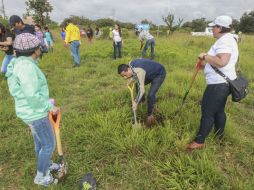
[
  {"x1": 5, "y1": 33, "x2": 60, "y2": 187},
  {"x1": 86, "y1": 26, "x2": 93, "y2": 44},
  {"x1": 35, "y1": 24, "x2": 48, "y2": 58},
  {"x1": 0, "y1": 23, "x2": 14, "y2": 74},
  {"x1": 186, "y1": 16, "x2": 239, "y2": 150},
  {"x1": 64, "y1": 19, "x2": 81, "y2": 67},
  {"x1": 112, "y1": 24, "x2": 122, "y2": 60},
  {"x1": 139, "y1": 28, "x2": 155, "y2": 60},
  {"x1": 9, "y1": 15, "x2": 35, "y2": 35},
  {"x1": 95, "y1": 27, "x2": 101, "y2": 39},
  {"x1": 61, "y1": 27, "x2": 66, "y2": 41},
  {"x1": 44, "y1": 27, "x2": 54, "y2": 52},
  {"x1": 109, "y1": 27, "x2": 113, "y2": 40}
]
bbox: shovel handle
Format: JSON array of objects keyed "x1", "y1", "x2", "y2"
[
  {"x1": 49, "y1": 112, "x2": 63, "y2": 156},
  {"x1": 127, "y1": 83, "x2": 135, "y2": 101}
]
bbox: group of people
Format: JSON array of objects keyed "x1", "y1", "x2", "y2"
[
  {"x1": 2, "y1": 14, "x2": 240, "y2": 187},
  {"x1": 111, "y1": 23, "x2": 156, "y2": 60},
  {"x1": 1, "y1": 15, "x2": 60, "y2": 186},
  {"x1": 118, "y1": 15, "x2": 239, "y2": 151},
  {"x1": 0, "y1": 15, "x2": 55, "y2": 74}
]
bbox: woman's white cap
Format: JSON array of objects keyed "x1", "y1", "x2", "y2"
[{"x1": 208, "y1": 15, "x2": 232, "y2": 28}]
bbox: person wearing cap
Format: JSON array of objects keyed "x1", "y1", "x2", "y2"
[
  {"x1": 5, "y1": 33, "x2": 60, "y2": 186},
  {"x1": 118, "y1": 58, "x2": 166, "y2": 126},
  {"x1": 187, "y1": 16, "x2": 239, "y2": 150},
  {"x1": 64, "y1": 19, "x2": 81, "y2": 67},
  {"x1": 0, "y1": 23, "x2": 14, "y2": 74},
  {"x1": 138, "y1": 28, "x2": 155, "y2": 60},
  {"x1": 9, "y1": 15, "x2": 35, "y2": 35}
]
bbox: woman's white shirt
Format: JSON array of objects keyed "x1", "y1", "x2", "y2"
[
  {"x1": 205, "y1": 33, "x2": 238, "y2": 84},
  {"x1": 112, "y1": 29, "x2": 122, "y2": 42}
]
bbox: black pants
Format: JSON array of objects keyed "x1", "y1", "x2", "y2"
[{"x1": 195, "y1": 83, "x2": 230, "y2": 143}]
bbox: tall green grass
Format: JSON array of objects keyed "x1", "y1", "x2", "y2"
[{"x1": 0, "y1": 33, "x2": 253, "y2": 190}]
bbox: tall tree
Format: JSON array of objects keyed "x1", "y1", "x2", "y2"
[
  {"x1": 239, "y1": 10, "x2": 254, "y2": 33},
  {"x1": 162, "y1": 13, "x2": 183, "y2": 35},
  {"x1": 191, "y1": 18, "x2": 207, "y2": 32},
  {"x1": 25, "y1": 0, "x2": 53, "y2": 26},
  {"x1": 232, "y1": 19, "x2": 240, "y2": 33}
]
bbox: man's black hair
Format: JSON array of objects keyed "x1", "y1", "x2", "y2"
[
  {"x1": 65, "y1": 19, "x2": 72, "y2": 27},
  {"x1": 118, "y1": 64, "x2": 129, "y2": 74},
  {"x1": 9, "y1": 15, "x2": 23, "y2": 26}
]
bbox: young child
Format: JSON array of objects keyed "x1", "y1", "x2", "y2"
[{"x1": 5, "y1": 33, "x2": 60, "y2": 187}]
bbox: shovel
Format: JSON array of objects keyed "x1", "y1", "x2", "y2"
[
  {"x1": 127, "y1": 83, "x2": 141, "y2": 127},
  {"x1": 49, "y1": 111, "x2": 67, "y2": 181}
]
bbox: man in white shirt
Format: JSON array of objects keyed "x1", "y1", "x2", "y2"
[{"x1": 139, "y1": 29, "x2": 155, "y2": 60}]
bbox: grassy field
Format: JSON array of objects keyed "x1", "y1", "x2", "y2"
[{"x1": 0, "y1": 32, "x2": 254, "y2": 190}]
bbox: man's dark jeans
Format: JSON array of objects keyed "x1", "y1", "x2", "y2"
[
  {"x1": 113, "y1": 41, "x2": 122, "y2": 59},
  {"x1": 142, "y1": 38, "x2": 155, "y2": 60},
  {"x1": 195, "y1": 83, "x2": 230, "y2": 143},
  {"x1": 147, "y1": 70, "x2": 166, "y2": 116}
]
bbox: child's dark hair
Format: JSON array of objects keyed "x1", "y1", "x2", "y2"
[
  {"x1": 16, "y1": 51, "x2": 35, "y2": 57},
  {"x1": 35, "y1": 24, "x2": 41, "y2": 29},
  {"x1": 118, "y1": 64, "x2": 129, "y2": 74},
  {"x1": 44, "y1": 26, "x2": 49, "y2": 31},
  {"x1": 15, "y1": 46, "x2": 40, "y2": 57}
]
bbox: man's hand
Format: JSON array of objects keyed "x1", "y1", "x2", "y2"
[
  {"x1": 132, "y1": 101, "x2": 137, "y2": 111},
  {"x1": 64, "y1": 42, "x2": 68, "y2": 48},
  {"x1": 127, "y1": 78, "x2": 134, "y2": 86},
  {"x1": 50, "y1": 106, "x2": 60, "y2": 115}
]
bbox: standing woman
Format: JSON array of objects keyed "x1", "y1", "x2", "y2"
[
  {"x1": 187, "y1": 16, "x2": 239, "y2": 150},
  {"x1": 5, "y1": 33, "x2": 60, "y2": 186},
  {"x1": 112, "y1": 24, "x2": 122, "y2": 60},
  {"x1": 0, "y1": 23, "x2": 14, "y2": 74}
]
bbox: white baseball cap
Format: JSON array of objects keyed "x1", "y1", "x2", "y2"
[{"x1": 208, "y1": 15, "x2": 232, "y2": 28}]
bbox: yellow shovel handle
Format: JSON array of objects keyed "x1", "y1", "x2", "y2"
[
  {"x1": 49, "y1": 112, "x2": 63, "y2": 156},
  {"x1": 127, "y1": 83, "x2": 135, "y2": 101}
]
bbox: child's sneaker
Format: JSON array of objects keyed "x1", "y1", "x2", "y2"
[
  {"x1": 49, "y1": 162, "x2": 60, "y2": 172},
  {"x1": 34, "y1": 172, "x2": 58, "y2": 187}
]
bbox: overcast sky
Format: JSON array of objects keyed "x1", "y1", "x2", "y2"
[{"x1": 3, "y1": 0, "x2": 254, "y2": 24}]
